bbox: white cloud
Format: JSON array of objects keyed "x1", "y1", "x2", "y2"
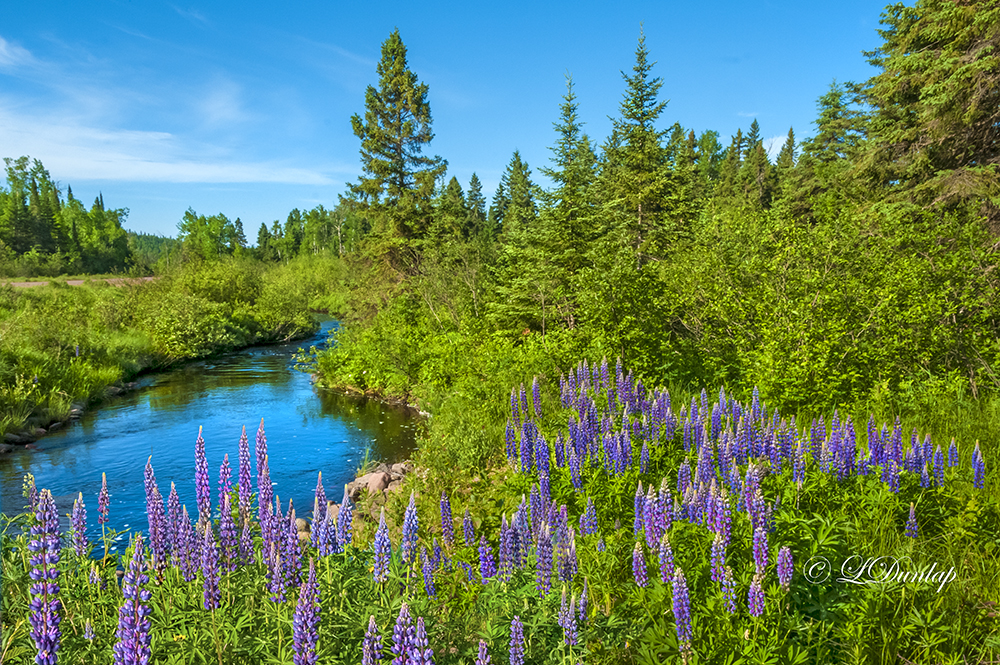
[
  {"x1": 0, "y1": 106, "x2": 339, "y2": 185},
  {"x1": 763, "y1": 135, "x2": 786, "y2": 160},
  {"x1": 171, "y1": 5, "x2": 210, "y2": 26},
  {"x1": 0, "y1": 36, "x2": 35, "y2": 69},
  {"x1": 737, "y1": 111, "x2": 758, "y2": 118},
  {"x1": 198, "y1": 77, "x2": 251, "y2": 128}
]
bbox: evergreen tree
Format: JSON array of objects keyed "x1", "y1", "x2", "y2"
[
  {"x1": 465, "y1": 172, "x2": 486, "y2": 237},
  {"x1": 594, "y1": 27, "x2": 677, "y2": 259},
  {"x1": 860, "y1": 0, "x2": 1000, "y2": 218},
  {"x1": 348, "y1": 29, "x2": 446, "y2": 264},
  {"x1": 256, "y1": 223, "x2": 276, "y2": 261}
]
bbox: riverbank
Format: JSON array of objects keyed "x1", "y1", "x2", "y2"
[{"x1": 0, "y1": 254, "x2": 345, "y2": 443}]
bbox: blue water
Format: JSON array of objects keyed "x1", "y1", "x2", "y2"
[{"x1": 0, "y1": 318, "x2": 419, "y2": 551}]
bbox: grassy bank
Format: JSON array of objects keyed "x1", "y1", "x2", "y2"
[{"x1": 0, "y1": 253, "x2": 346, "y2": 437}]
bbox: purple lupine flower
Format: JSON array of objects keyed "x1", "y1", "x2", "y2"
[
  {"x1": 256, "y1": 421, "x2": 274, "y2": 524},
  {"x1": 948, "y1": 438, "x2": 958, "y2": 467},
  {"x1": 421, "y1": 548, "x2": 436, "y2": 597},
  {"x1": 337, "y1": 486, "x2": 354, "y2": 547},
  {"x1": 920, "y1": 462, "x2": 931, "y2": 488},
  {"x1": 267, "y1": 539, "x2": 286, "y2": 603},
  {"x1": 520, "y1": 420, "x2": 535, "y2": 474},
  {"x1": 934, "y1": 445, "x2": 944, "y2": 487},
  {"x1": 238, "y1": 425, "x2": 252, "y2": 526},
  {"x1": 219, "y1": 494, "x2": 238, "y2": 572},
  {"x1": 71, "y1": 492, "x2": 88, "y2": 558},
  {"x1": 505, "y1": 419, "x2": 517, "y2": 465},
  {"x1": 597, "y1": 537, "x2": 605, "y2": 552},
  {"x1": 402, "y1": 492, "x2": 419, "y2": 566},
  {"x1": 98, "y1": 472, "x2": 110, "y2": 526},
  {"x1": 391, "y1": 603, "x2": 415, "y2": 665},
  {"x1": 777, "y1": 546, "x2": 793, "y2": 591},
  {"x1": 519, "y1": 384, "x2": 529, "y2": 423},
  {"x1": 312, "y1": 496, "x2": 326, "y2": 551},
  {"x1": 672, "y1": 567, "x2": 692, "y2": 652},
  {"x1": 677, "y1": 461, "x2": 691, "y2": 495},
  {"x1": 373, "y1": 509, "x2": 391, "y2": 584},
  {"x1": 313, "y1": 472, "x2": 327, "y2": 527},
  {"x1": 633, "y1": 481, "x2": 645, "y2": 536},
  {"x1": 439, "y1": 492, "x2": 454, "y2": 547},
  {"x1": 202, "y1": 525, "x2": 221, "y2": 611},
  {"x1": 293, "y1": 558, "x2": 321, "y2": 665},
  {"x1": 148, "y1": 487, "x2": 168, "y2": 577},
  {"x1": 475, "y1": 640, "x2": 491, "y2": 665},
  {"x1": 568, "y1": 446, "x2": 582, "y2": 490},
  {"x1": 722, "y1": 566, "x2": 737, "y2": 614},
  {"x1": 632, "y1": 541, "x2": 648, "y2": 587},
  {"x1": 218, "y1": 453, "x2": 232, "y2": 519},
  {"x1": 240, "y1": 520, "x2": 254, "y2": 565},
  {"x1": 579, "y1": 578, "x2": 589, "y2": 625},
  {"x1": 710, "y1": 533, "x2": 726, "y2": 584},
  {"x1": 579, "y1": 497, "x2": 597, "y2": 536},
  {"x1": 556, "y1": 512, "x2": 573, "y2": 582},
  {"x1": 362, "y1": 616, "x2": 382, "y2": 665},
  {"x1": 536, "y1": 523, "x2": 553, "y2": 598},
  {"x1": 195, "y1": 427, "x2": 211, "y2": 530},
  {"x1": 414, "y1": 617, "x2": 433, "y2": 665},
  {"x1": 558, "y1": 588, "x2": 578, "y2": 646},
  {"x1": 905, "y1": 503, "x2": 918, "y2": 538},
  {"x1": 113, "y1": 534, "x2": 151, "y2": 665},
  {"x1": 89, "y1": 564, "x2": 100, "y2": 586},
  {"x1": 658, "y1": 532, "x2": 674, "y2": 584},
  {"x1": 463, "y1": 509, "x2": 475, "y2": 547},
  {"x1": 748, "y1": 573, "x2": 765, "y2": 617},
  {"x1": 479, "y1": 535, "x2": 496, "y2": 583},
  {"x1": 510, "y1": 387, "x2": 520, "y2": 428},
  {"x1": 508, "y1": 616, "x2": 525, "y2": 665},
  {"x1": 29, "y1": 488, "x2": 61, "y2": 665},
  {"x1": 284, "y1": 505, "x2": 303, "y2": 589},
  {"x1": 498, "y1": 516, "x2": 514, "y2": 582},
  {"x1": 752, "y1": 525, "x2": 768, "y2": 574},
  {"x1": 972, "y1": 442, "x2": 986, "y2": 490},
  {"x1": 178, "y1": 506, "x2": 198, "y2": 582},
  {"x1": 167, "y1": 483, "x2": 182, "y2": 563},
  {"x1": 532, "y1": 376, "x2": 542, "y2": 419},
  {"x1": 83, "y1": 618, "x2": 94, "y2": 641}
]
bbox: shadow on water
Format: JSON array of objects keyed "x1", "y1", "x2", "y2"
[{"x1": 0, "y1": 316, "x2": 422, "y2": 548}]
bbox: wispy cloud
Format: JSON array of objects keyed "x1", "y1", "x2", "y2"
[
  {"x1": 0, "y1": 107, "x2": 339, "y2": 185},
  {"x1": 737, "y1": 111, "x2": 758, "y2": 118},
  {"x1": 763, "y1": 135, "x2": 786, "y2": 160},
  {"x1": 171, "y1": 5, "x2": 210, "y2": 26},
  {"x1": 0, "y1": 36, "x2": 35, "y2": 69}
]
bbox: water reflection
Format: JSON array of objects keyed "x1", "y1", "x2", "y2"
[{"x1": 0, "y1": 317, "x2": 421, "y2": 543}]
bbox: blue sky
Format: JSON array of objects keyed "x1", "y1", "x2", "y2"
[{"x1": 1, "y1": 1, "x2": 888, "y2": 238}]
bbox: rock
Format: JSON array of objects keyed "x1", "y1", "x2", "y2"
[
  {"x1": 298, "y1": 531, "x2": 310, "y2": 544},
  {"x1": 295, "y1": 518, "x2": 309, "y2": 533},
  {"x1": 33, "y1": 428, "x2": 46, "y2": 437},
  {"x1": 47, "y1": 421, "x2": 63, "y2": 432},
  {"x1": 3, "y1": 432, "x2": 28, "y2": 444},
  {"x1": 105, "y1": 385, "x2": 123, "y2": 397},
  {"x1": 362, "y1": 471, "x2": 390, "y2": 494},
  {"x1": 0, "y1": 443, "x2": 14, "y2": 454},
  {"x1": 387, "y1": 480, "x2": 404, "y2": 493},
  {"x1": 391, "y1": 461, "x2": 414, "y2": 476},
  {"x1": 326, "y1": 502, "x2": 340, "y2": 522}
]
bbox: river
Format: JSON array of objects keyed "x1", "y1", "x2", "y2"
[{"x1": 0, "y1": 317, "x2": 419, "y2": 551}]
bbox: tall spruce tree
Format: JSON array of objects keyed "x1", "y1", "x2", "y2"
[
  {"x1": 466, "y1": 173, "x2": 486, "y2": 237},
  {"x1": 595, "y1": 27, "x2": 677, "y2": 260},
  {"x1": 348, "y1": 29, "x2": 446, "y2": 265}
]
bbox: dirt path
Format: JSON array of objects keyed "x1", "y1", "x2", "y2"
[{"x1": 2, "y1": 276, "x2": 158, "y2": 288}]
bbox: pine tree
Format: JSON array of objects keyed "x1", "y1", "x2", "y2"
[{"x1": 348, "y1": 29, "x2": 446, "y2": 263}]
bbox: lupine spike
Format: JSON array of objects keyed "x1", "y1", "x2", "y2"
[
  {"x1": 113, "y1": 533, "x2": 151, "y2": 665},
  {"x1": 30, "y1": 489, "x2": 62, "y2": 665},
  {"x1": 292, "y1": 558, "x2": 320, "y2": 665}
]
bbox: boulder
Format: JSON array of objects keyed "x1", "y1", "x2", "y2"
[
  {"x1": 295, "y1": 518, "x2": 309, "y2": 533},
  {"x1": 0, "y1": 443, "x2": 14, "y2": 454},
  {"x1": 3, "y1": 432, "x2": 29, "y2": 444},
  {"x1": 391, "y1": 461, "x2": 414, "y2": 476},
  {"x1": 387, "y1": 479, "x2": 404, "y2": 493},
  {"x1": 364, "y1": 471, "x2": 390, "y2": 494},
  {"x1": 47, "y1": 421, "x2": 63, "y2": 432}
]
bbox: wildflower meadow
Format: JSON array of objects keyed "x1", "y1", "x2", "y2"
[{"x1": 2, "y1": 357, "x2": 998, "y2": 664}]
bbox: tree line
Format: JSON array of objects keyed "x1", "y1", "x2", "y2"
[{"x1": 318, "y1": 0, "x2": 1000, "y2": 414}]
